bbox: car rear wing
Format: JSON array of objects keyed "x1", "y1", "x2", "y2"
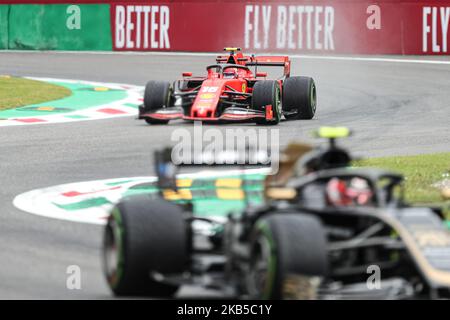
[
  {"x1": 245, "y1": 56, "x2": 291, "y2": 77},
  {"x1": 216, "y1": 52, "x2": 291, "y2": 77}
]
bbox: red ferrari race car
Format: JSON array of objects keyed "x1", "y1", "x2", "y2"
[{"x1": 138, "y1": 48, "x2": 317, "y2": 125}]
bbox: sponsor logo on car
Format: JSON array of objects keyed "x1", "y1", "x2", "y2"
[{"x1": 200, "y1": 93, "x2": 216, "y2": 99}]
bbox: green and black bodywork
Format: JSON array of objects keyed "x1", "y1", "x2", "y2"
[{"x1": 102, "y1": 127, "x2": 450, "y2": 299}]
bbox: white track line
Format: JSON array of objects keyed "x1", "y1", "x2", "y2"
[{"x1": 2, "y1": 50, "x2": 450, "y2": 65}]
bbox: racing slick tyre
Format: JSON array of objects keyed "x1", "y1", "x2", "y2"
[
  {"x1": 252, "y1": 80, "x2": 282, "y2": 125},
  {"x1": 143, "y1": 80, "x2": 172, "y2": 125},
  {"x1": 102, "y1": 195, "x2": 188, "y2": 297},
  {"x1": 246, "y1": 213, "x2": 327, "y2": 299},
  {"x1": 282, "y1": 76, "x2": 317, "y2": 120}
]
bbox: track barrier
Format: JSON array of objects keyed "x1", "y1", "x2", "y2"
[{"x1": 0, "y1": 0, "x2": 449, "y2": 55}]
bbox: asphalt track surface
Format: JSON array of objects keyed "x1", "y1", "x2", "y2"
[{"x1": 0, "y1": 51, "x2": 449, "y2": 299}]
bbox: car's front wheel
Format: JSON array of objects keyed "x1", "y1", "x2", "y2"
[
  {"x1": 246, "y1": 213, "x2": 328, "y2": 299},
  {"x1": 143, "y1": 80, "x2": 172, "y2": 124},
  {"x1": 252, "y1": 80, "x2": 282, "y2": 125},
  {"x1": 102, "y1": 196, "x2": 188, "y2": 297},
  {"x1": 283, "y1": 76, "x2": 317, "y2": 120}
]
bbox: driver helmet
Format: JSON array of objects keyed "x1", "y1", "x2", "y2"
[
  {"x1": 326, "y1": 177, "x2": 373, "y2": 207},
  {"x1": 326, "y1": 178, "x2": 352, "y2": 206},
  {"x1": 346, "y1": 177, "x2": 373, "y2": 205},
  {"x1": 223, "y1": 68, "x2": 238, "y2": 79}
]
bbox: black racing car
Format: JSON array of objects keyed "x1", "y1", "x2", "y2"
[{"x1": 102, "y1": 127, "x2": 450, "y2": 299}]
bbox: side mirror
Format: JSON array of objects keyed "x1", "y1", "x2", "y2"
[
  {"x1": 182, "y1": 72, "x2": 192, "y2": 77},
  {"x1": 256, "y1": 72, "x2": 267, "y2": 78}
]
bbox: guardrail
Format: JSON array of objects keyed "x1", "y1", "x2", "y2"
[{"x1": 0, "y1": 0, "x2": 449, "y2": 55}]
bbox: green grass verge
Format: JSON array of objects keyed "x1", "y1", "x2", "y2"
[
  {"x1": 354, "y1": 152, "x2": 450, "y2": 206},
  {"x1": 0, "y1": 76, "x2": 71, "y2": 110}
]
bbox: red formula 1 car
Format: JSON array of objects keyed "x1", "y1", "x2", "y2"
[{"x1": 138, "y1": 48, "x2": 317, "y2": 125}]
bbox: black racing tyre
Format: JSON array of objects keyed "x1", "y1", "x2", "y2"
[
  {"x1": 102, "y1": 195, "x2": 188, "y2": 297},
  {"x1": 252, "y1": 80, "x2": 282, "y2": 125},
  {"x1": 143, "y1": 80, "x2": 172, "y2": 124},
  {"x1": 246, "y1": 213, "x2": 327, "y2": 299},
  {"x1": 282, "y1": 76, "x2": 317, "y2": 120}
]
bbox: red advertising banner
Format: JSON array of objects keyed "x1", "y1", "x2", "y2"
[
  {"x1": 0, "y1": 0, "x2": 449, "y2": 54},
  {"x1": 108, "y1": 1, "x2": 450, "y2": 55}
]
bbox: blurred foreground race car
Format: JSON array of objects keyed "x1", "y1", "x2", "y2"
[
  {"x1": 102, "y1": 128, "x2": 450, "y2": 299},
  {"x1": 138, "y1": 47, "x2": 317, "y2": 125}
]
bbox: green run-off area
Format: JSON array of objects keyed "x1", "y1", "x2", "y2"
[
  {"x1": 0, "y1": 77, "x2": 71, "y2": 110},
  {"x1": 0, "y1": 80, "x2": 126, "y2": 118},
  {"x1": 53, "y1": 174, "x2": 267, "y2": 219},
  {"x1": 355, "y1": 152, "x2": 450, "y2": 205}
]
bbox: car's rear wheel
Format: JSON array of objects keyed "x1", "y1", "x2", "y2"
[
  {"x1": 252, "y1": 80, "x2": 282, "y2": 125},
  {"x1": 246, "y1": 213, "x2": 327, "y2": 299},
  {"x1": 102, "y1": 196, "x2": 187, "y2": 297},
  {"x1": 143, "y1": 80, "x2": 172, "y2": 124},
  {"x1": 282, "y1": 76, "x2": 317, "y2": 120}
]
